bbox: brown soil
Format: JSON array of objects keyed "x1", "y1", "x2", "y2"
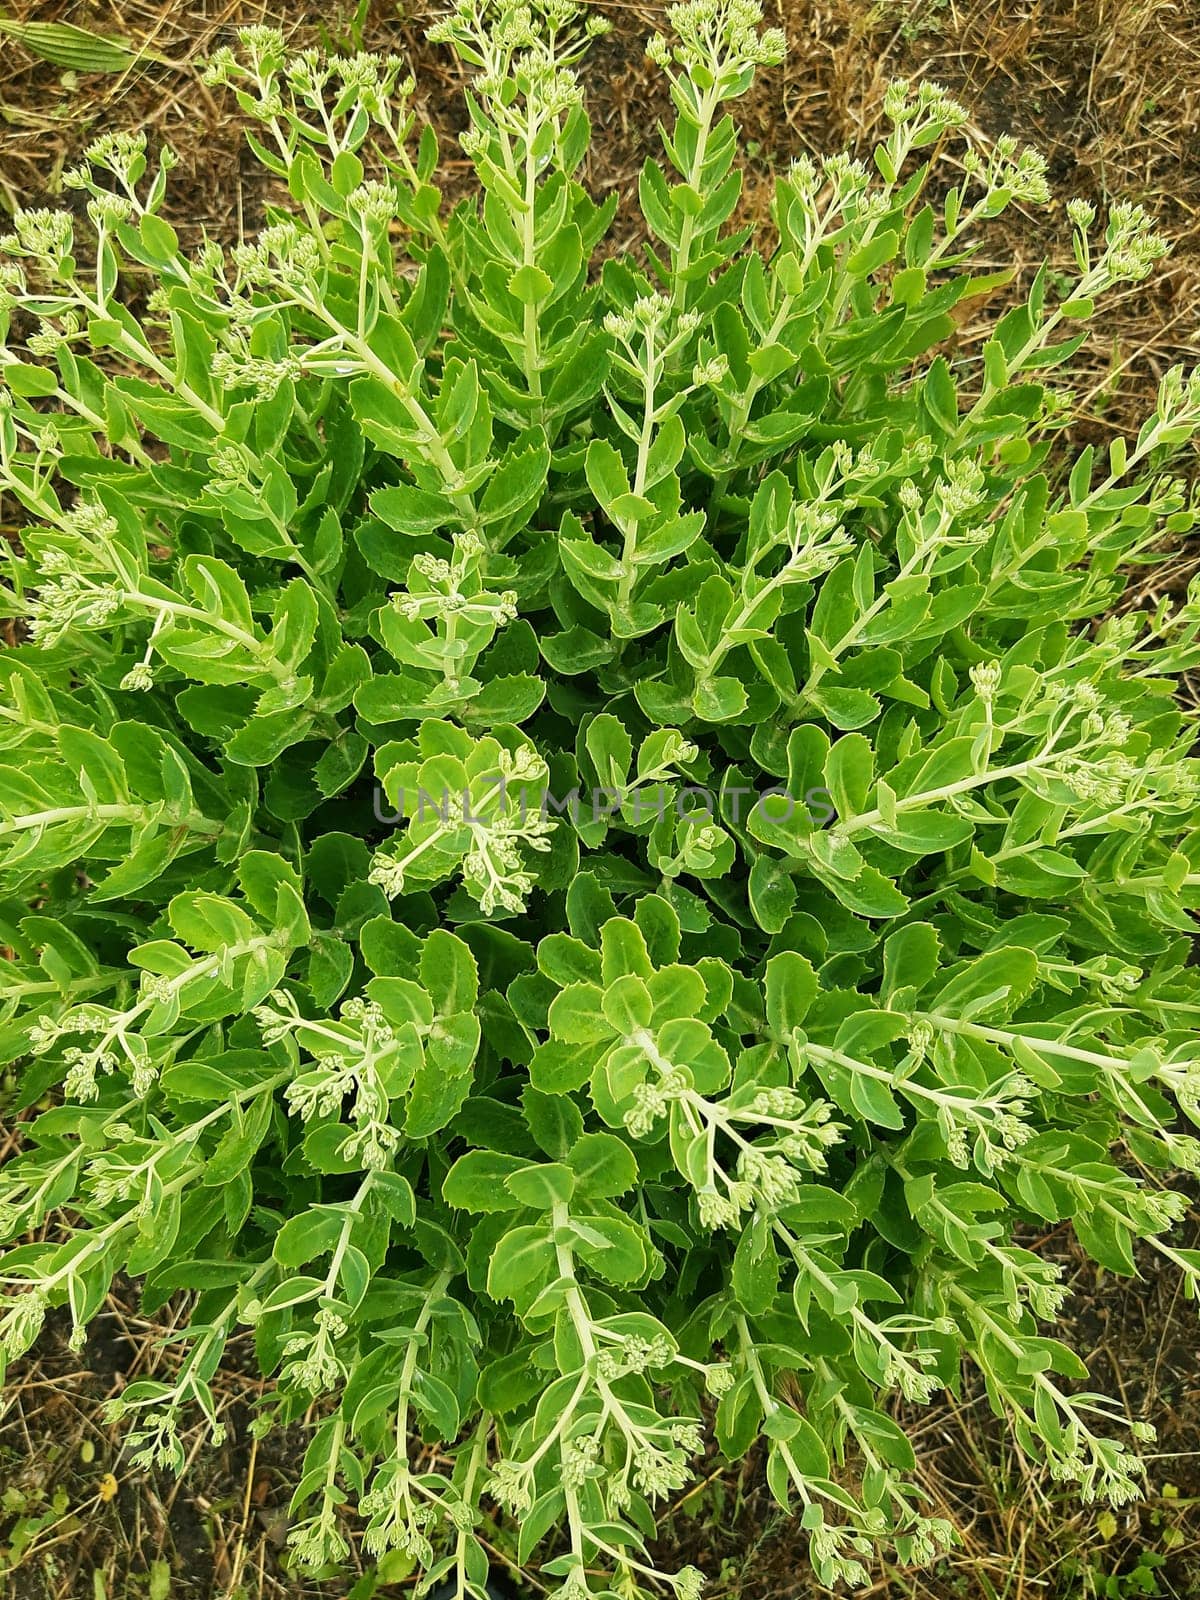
[{"x1": 2, "y1": 2, "x2": 1200, "y2": 1597}]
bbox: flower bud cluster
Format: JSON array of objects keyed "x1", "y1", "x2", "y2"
[
  {"x1": 1101, "y1": 202, "x2": 1170, "y2": 283},
  {"x1": 281, "y1": 1310, "x2": 346, "y2": 1395},
  {"x1": 489, "y1": 1455, "x2": 534, "y2": 1514},
  {"x1": 970, "y1": 659, "x2": 1003, "y2": 704},
  {"x1": 810, "y1": 1520, "x2": 875, "y2": 1589},
  {"x1": 287, "y1": 1512, "x2": 350, "y2": 1572},
  {"x1": 397, "y1": 531, "x2": 518, "y2": 631},
  {"x1": 0, "y1": 208, "x2": 74, "y2": 264},
  {"x1": 962, "y1": 137, "x2": 1051, "y2": 206},
  {"x1": 938, "y1": 1074, "x2": 1035, "y2": 1171},
  {"x1": 0, "y1": 1289, "x2": 49, "y2": 1362},
  {"x1": 882, "y1": 79, "x2": 968, "y2": 134},
  {"x1": 126, "y1": 1409, "x2": 187, "y2": 1474},
  {"x1": 649, "y1": 0, "x2": 785, "y2": 86},
  {"x1": 362, "y1": 1471, "x2": 437, "y2": 1562},
  {"x1": 211, "y1": 350, "x2": 304, "y2": 400},
  {"x1": 594, "y1": 1331, "x2": 674, "y2": 1380},
  {"x1": 1047, "y1": 1432, "x2": 1147, "y2": 1509},
  {"x1": 696, "y1": 1184, "x2": 752, "y2": 1229}
]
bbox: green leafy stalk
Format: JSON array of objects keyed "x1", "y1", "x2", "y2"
[{"x1": 1, "y1": 3, "x2": 1200, "y2": 1597}]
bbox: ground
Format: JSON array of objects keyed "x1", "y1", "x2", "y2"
[{"x1": 2, "y1": 1, "x2": 1200, "y2": 1596}]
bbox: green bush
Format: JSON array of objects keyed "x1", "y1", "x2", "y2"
[{"x1": 2, "y1": 2, "x2": 1200, "y2": 1591}]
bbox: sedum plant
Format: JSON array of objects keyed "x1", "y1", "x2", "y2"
[{"x1": 3, "y1": 1, "x2": 1200, "y2": 1590}]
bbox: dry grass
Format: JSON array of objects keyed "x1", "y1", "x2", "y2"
[{"x1": 2, "y1": 1, "x2": 1200, "y2": 1597}]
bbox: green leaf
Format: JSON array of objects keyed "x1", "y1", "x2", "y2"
[
  {"x1": 273, "y1": 1208, "x2": 346, "y2": 1267},
  {"x1": 571, "y1": 1214, "x2": 648, "y2": 1284},
  {"x1": 0, "y1": 16, "x2": 161, "y2": 70},
  {"x1": 370, "y1": 483, "x2": 459, "y2": 535},
  {"x1": 405, "y1": 1019, "x2": 479, "y2": 1137},
  {"x1": 548, "y1": 982, "x2": 611, "y2": 1044},
  {"x1": 847, "y1": 229, "x2": 899, "y2": 276},
  {"x1": 522, "y1": 1085, "x2": 584, "y2": 1159},
  {"x1": 443, "y1": 1151, "x2": 528, "y2": 1212},
  {"x1": 824, "y1": 734, "x2": 873, "y2": 822},
  {"x1": 487, "y1": 1224, "x2": 555, "y2": 1302},
  {"x1": 421, "y1": 929, "x2": 478, "y2": 1015},
  {"x1": 505, "y1": 1161, "x2": 576, "y2": 1210},
  {"x1": 479, "y1": 436, "x2": 551, "y2": 526},
  {"x1": 601, "y1": 974, "x2": 653, "y2": 1034},
  {"x1": 584, "y1": 712, "x2": 632, "y2": 790},
  {"x1": 584, "y1": 438, "x2": 630, "y2": 513},
  {"x1": 567, "y1": 1131, "x2": 638, "y2": 1198},
  {"x1": 732, "y1": 1214, "x2": 779, "y2": 1313},
  {"x1": 765, "y1": 952, "x2": 817, "y2": 1034},
  {"x1": 508, "y1": 264, "x2": 554, "y2": 303}
]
